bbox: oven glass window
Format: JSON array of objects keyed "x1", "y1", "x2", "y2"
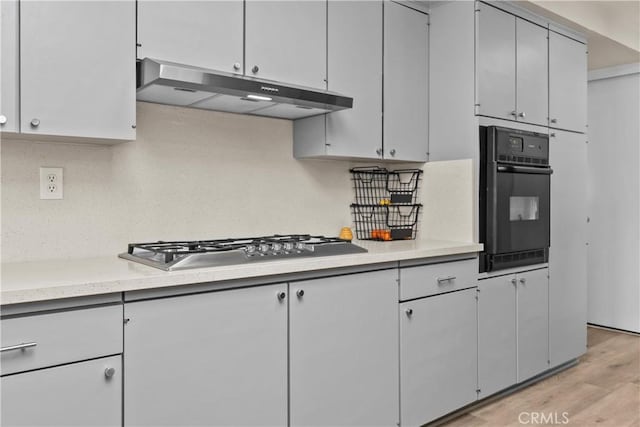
[{"x1": 510, "y1": 196, "x2": 539, "y2": 221}]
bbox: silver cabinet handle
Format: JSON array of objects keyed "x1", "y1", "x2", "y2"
[
  {"x1": 437, "y1": 276, "x2": 456, "y2": 284},
  {"x1": 0, "y1": 114, "x2": 7, "y2": 125},
  {"x1": 376, "y1": 148, "x2": 382, "y2": 156},
  {"x1": 30, "y1": 118, "x2": 40, "y2": 127},
  {"x1": 104, "y1": 367, "x2": 116, "y2": 378},
  {"x1": 233, "y1": 62, "x2": 241, "y2": 71},
  {"x1": 510, "y1": 111, "x2": 517, "y2": 117},
  {"x1": 519, "y1": 278, "x2": 526, "y2": 284},
  {"x1": 518, "y1": 112, "x2": 526, "y2": 118},
  {"x1": 550, "y1": 118, "x2": 558, "y2": 124},
  {"x1": 1, "y1": 342, "x2": 37, "y2": 353},
  {"x1": 277, "y1": 291, "x2": 286, "y2": 301},
  {"x1": 405, "y1": 308, "x2": 413, "y2": 316},
  {"x1": 296, "y1": 289, "x2": 304, "y2": 298},
  {"x1": 511, "y1": 278, "x2": 517, "y2": 285},
  {"x1": 389, "y1": 149, "x2": 396, "y2": 157},
  {"x1": 252, "y1": 65, "x2": 259, "y2": 74}
]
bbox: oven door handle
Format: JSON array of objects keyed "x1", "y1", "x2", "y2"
[{"x1": 497, "y1": 165, "x2": 553, "y2": 175}]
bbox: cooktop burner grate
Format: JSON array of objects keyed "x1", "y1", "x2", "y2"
[{"x1": 123, "y1": 234, "x2": 364, "y2": 268}]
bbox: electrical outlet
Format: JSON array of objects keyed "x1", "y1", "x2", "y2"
[{"x1": 40, "y1": 167, "x2": 63, "y2": 200}]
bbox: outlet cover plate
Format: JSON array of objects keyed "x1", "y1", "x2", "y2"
[{"x1": 40, "y1": 167, "x2": 63, "y2": 200}]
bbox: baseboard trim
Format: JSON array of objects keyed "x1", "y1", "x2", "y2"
[
  {"x1": 588, "y1": 323, "x2": 640, "y2": 336},
  {"x1": 427, "y1": 359, "x2": 579, "y2": 426}
]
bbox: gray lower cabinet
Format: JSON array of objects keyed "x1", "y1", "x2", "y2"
[
  {"x1": 549, "y1": 31, "x2": 587, "y2": 133},
  {"x1": 19, "y1": 0, "x2": 136, "y2": 141},
  {"x1": 383, "y1": 0, "x2": 429, "y2": 162},
  {"x1": 0, "y1": 0, "x2": 19, "y2": 133},
  {"x1": 478, "y1": 268, "x2": 549, "y2": 398},
  {"x1": 477, "y1": 274, "x2": 517, "y2": 399},
  {"x1": 400, "y1": 288, "x2": 477, "y2": 426},
  {"x1": 124, "y1": 283, "x2": 288, "y2": 426},
  {"x1": 1, "y1": 355, "x2": 122, "y2": 427},
  {"x1": 549, "y1": 130, "x2": 587, "y2": 366},
  {"x1": 137, "y1": 0, "x2": 243, "y2": 74},
  {"x1": 289, "y1": 269, "x2": 399, "y2": 426}
]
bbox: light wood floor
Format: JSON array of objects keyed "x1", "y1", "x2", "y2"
[{"x1": 441, "y1": 327, "x2": 640, "y2": 427}]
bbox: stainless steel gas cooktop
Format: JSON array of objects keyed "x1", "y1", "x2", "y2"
[{"x1": 119, "y1": 234, "x2": 367, "y2": 271}]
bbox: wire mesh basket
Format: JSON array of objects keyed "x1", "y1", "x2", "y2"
[
  {"x1": 350, "y1": 167, "x2": 423, "y2": 205},
  {"x1": 350, "y1": 204, "x2": 421, "y2": 241}
]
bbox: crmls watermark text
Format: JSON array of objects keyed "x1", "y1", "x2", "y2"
[{"x1": 518, "y1": 411, "x2": 570, "y2": 424}]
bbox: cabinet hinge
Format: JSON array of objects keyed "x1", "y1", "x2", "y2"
[
  {"x1": 136, "y1": 43, "x2": 142, "y2": 47},
  {"x1": 476, "y1": 388, "x2": 481, "y2": 394},
  {"x1": 124, "y1": 318, "x2": 130, "y2": 325}
]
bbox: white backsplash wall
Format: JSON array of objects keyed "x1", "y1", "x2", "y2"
[{"x1": 1, "y1": 102, "x2": 475, "y2": 263}]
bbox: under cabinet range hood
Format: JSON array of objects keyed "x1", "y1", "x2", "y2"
[{"x1": 136, "y1": 58, "x2": 353, "y2": 120}]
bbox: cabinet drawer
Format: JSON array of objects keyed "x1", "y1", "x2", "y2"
[
  {"x1": 400, "y1": 259, "x2": 477, "y2": 300},
  {"x1": 1, "y1": 305, "x2": 122, "y2": 375}
]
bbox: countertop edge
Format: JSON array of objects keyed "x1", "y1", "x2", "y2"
[{"x1": 1, "y1": 241, "x2": 483, "y2": 306}]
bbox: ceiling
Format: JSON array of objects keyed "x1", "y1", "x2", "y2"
[{"x1": 517, "y1": 0, "x2": 640, "y2": 69}]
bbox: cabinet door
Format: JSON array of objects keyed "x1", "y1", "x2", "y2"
[
  {"x1": 290, "y1": 269, "x2": 399, "y2": 426},
  {"x1": 245, "y1": 1, "x2": 326, "y2": 89},
  {"x1": 137, "y1": 0, "x2": 243, "y2": 74},
  {"x1": 124, "y1": 284, "x2": 288, "y2": 426},
  {"x1": 1, "y1": 355, "x2": 121, "y2": 426},
  {"x1": 516, "y1": 18, "x2": 548, "y2": 127},
  {"x1": 326, "y1": 1, "x2": 383, "y2": 159},
  {"x1": 478, "y1": 275, "x2": 517, "y2": 399},
  {"x1": 383, "y1": 1, "x2": 429, "y2": 162},
  {"x1": 400, "y1": 288, "x2": 478, "y2": 427},
  {"x1": 516, "y1": 268, "x2": 549, "y2": 382},
  {"x1": 20, "y1": 1, "x2": 135, "y2": 140},
  {"x1": 549, "y1": 32, "x2": 587, "y2": 133},
  {"x1": 476, "y1": 3, "x2": 516, "y2": 121},
  {"x1": 0, "y1": 0, "x2": 19, "y2": 133},
  {"x1": 549, "y1": 131, "x2": 587, "y2": 365}
]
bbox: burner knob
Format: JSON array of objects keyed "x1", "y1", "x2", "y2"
[
  {"x1": 245, "y1": 245, "x2": 256, "y2": 254},
  {"x1": 296, "y1": 242, "x2": 306, "y2": 251},
  {"x1": 272, "y1": 243, "x2": 283, "y2": 252},
  {"x1": 283, "y1": 242, "x2": 294, "y2": 251},
  {"x1": 259, "y1": 243, "x2": 271, "y2": 253}
]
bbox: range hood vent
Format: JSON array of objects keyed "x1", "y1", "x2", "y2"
[{"x1": 136, "y1": 58, "x2": 353, "y2": 120}]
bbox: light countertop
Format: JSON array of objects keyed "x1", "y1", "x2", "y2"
[{"x1": 1, "y1": 239, "x2": 483, "y2": 305}]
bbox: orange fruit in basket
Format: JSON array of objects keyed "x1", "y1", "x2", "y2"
[{"x1": 381, "y1": 230, "x2": 392, "y2": 241}]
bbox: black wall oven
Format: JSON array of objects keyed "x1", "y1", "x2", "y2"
[{"x1": 479, "y1": 126, "x2": 552, "y2": 272}]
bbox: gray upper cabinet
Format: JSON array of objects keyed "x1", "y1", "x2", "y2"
[
  {"x1": 549, "y1": 130, "x2": 587, "y2": 366},
  {"x1": 516, "y1": 268, "x2": 550, "y2": 382},
  {"x1": 400, "y1": 288, "x2": 478, "y2": 426},
  {"x1": 294, "y1": 1, "x2": 383, "y2": 160},
  {"x1": 1, "y1": 356, "x2": 122, "y2": 427},
  {"x1": 477, "y1": 3, "x2": 516, "y2": 122},
  {"x1": 549, "y1": 31, "x2": 587, "y2": 133},
  {"x1": 477, "y1": 3, "x2": 548, "y2": 126},
  {"x1": 245, "y1": 1, "x2": 327, "y2": 89},
  {"x1": 0, "y1": 0, "x2": 19, "y2": 133},
  {"x1": 325, "y1": 1, "x2": 383, "y2": 159},
  {"x1": 19, "y1": 0, "x2": 136, "y2": 141},
  {"x1": 383, "y1": 1, "x2": 429, "y2": 162},
  {"x1": 289, "y1": 269, "x2": 399, "y2": 426},
  {"x1": 124, "y1": 284, "x2": 288, "y2": 426},
  {"x1": 137, "y1": 1, "x2": 243, "y2": 74},
  {"x1": 516, "y1": 18, "x2": 549, "y2": 127}
]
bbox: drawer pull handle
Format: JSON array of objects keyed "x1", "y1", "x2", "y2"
[
  {"x1": 1, "y1": 342, "x2": 37, "y2": 353},
  {"x1": 437, "y1": 276, "x2": 456, "y2": 284}
]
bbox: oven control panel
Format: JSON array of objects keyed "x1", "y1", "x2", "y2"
[{"x1": 494, "y1": 128, "x2": 549, "y2": 165}]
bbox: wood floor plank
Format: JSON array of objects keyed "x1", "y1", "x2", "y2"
[{"x1": 439, "y1": 327, "x2": 640, "y2": 427}]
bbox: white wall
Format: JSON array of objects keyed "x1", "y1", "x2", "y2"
[
  {"x1": 1, "y1": 102, "x2": 475, "y2": 263},
  {"x1": 587, "y1": 64, "x2": 640, "y2": 333}
]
